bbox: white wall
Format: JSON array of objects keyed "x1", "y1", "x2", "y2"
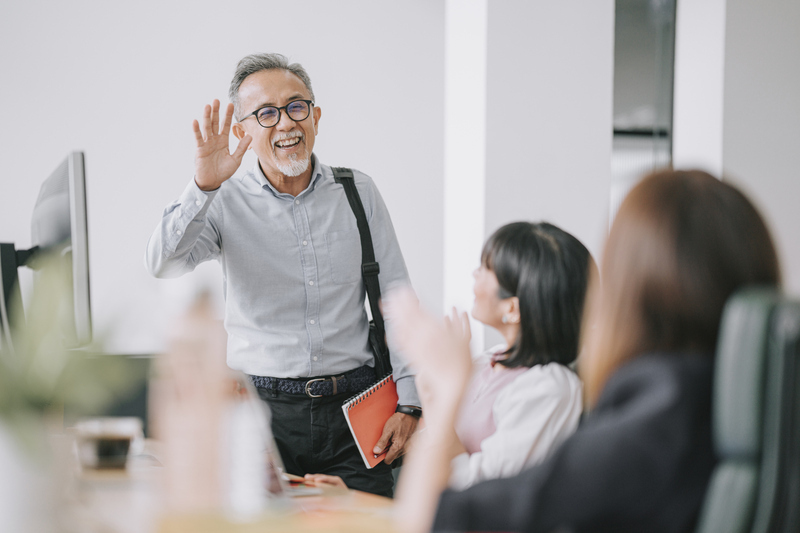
[
  {"x1": 443, "y1": 0, "x2": 488, "y2": 351},
  {"x1": 483, "y1": 1, "x2": 614, "y2": 256},
  {"x1": 481, "y1": 0, "x2": 615, "y2": 347},
  {"x1": 443, "y1": 0, "x2": 615, "y2": 351},
  {"x1": 0, "y1": 1, "x2": 445, "y2": 354},
  {"x1": 722, "y1": 0, "x2": 800, "y2": 295},
  {"x1": 672, "y1": 0, "x2": 800, "y2": 295},
  {"x1": 672, "y1": 0, "x2": 727, "y2": 175}
]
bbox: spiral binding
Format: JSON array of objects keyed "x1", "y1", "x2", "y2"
[{"x1": 342, "y1": 373, "x2": 394, "y2": 408}]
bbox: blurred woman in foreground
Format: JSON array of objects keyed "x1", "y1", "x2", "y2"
[{"x1": 389, "y1": 170, "x2": 781, "y2": 533}]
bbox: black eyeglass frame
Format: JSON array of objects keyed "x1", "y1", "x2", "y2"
[{"x1": 238, "y1": 99, "x2": 315, "y2": 128}]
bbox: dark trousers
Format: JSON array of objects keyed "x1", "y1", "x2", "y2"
[{"x1": 255, "y1": 387, "x2": 395, "y2": 498}]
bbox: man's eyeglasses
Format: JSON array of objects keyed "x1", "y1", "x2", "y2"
[{"x1": 239, "y1": 99, "x2": 314, "y2": 128}]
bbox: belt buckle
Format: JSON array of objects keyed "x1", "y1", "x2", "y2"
[{"x1": 304, "y1": 377, "x2": 327, "y2": 398}]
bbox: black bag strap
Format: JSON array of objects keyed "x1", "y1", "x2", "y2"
[{"x1": 331, "y1": 167, "x2": 392, "y2": 377}]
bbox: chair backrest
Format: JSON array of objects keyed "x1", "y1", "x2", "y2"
[{"x1": 694, "y1": 288, "x2": 800, "y2": 533}]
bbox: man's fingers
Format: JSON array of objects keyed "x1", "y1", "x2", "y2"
[
  {"x1": 384, "y1": 441, "x2": 404, "y2": 464},
  {"x1": 381, "y1": 414, "x2": 417, "y2": 465},
  {"x1": 385, "y1": 426, "x2": 412, "y2": 464},
  {"x1": 201, "y1": 104, "x2": 213, "y2": 139},
  {"x1": 192, "y1": 120, "x2": 204, "y2": 147},
  {"x1": 373, "y1": 427, "x2": 392, "y2": 457},
  {"x1": 221, "y1": 103, "x2": 235, "y2": 135},
  {"x1": 211, "y1": 99, "x2": 220, "y2": 136},
  {"x1": 232, "y1": 133, "x2": 252, "y2": 162}
]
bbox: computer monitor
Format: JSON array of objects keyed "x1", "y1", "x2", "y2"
[{"x1": 0, "y1": 151, "x2": 92, "y2": 352}]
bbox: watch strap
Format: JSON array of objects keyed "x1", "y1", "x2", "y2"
[{"x1": 396, "y1": 404, "x2": 423, "y2": 418}]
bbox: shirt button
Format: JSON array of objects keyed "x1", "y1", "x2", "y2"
[
  {"x1": 309, "y1": 280, "x2": 314, "y2": 286},
  {"x1": 313, "y1": 356, "x2": 318, "y2": 361},
  {"x1": 302, "y1": 240, "x2": 308, "y2": 246},
  {"x1": 195, "y1": 200, "x2": 201, "y2": 206},
  {"x1": 295, "y1": 200, "x2": 300, "y2": 205},
  {"x1": 176, "y1": 229, "x2": 182, "y2": 235},
  {"x1": 309, "y1": 319, "x2": 315, "y2": 325}
]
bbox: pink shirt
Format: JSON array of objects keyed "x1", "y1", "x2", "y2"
[
  {"x1": 455, "y1": 349, "x2": 527, "y2": 454},
  {"x1": 448, "y1": 344, "x2": 584, "y2": 489}
]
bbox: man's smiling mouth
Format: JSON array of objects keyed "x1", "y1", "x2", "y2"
[{"x1": 274, "y1": 135, "x2": 302, "y2": 149}]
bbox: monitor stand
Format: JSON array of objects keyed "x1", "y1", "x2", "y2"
[{"x1": 0, "y1": 243, "x2": 38, "y2": 353}]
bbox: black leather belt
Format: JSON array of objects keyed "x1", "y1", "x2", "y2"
[{"x1": 248, "y1": 365, "x2": 375, "y2": 398}]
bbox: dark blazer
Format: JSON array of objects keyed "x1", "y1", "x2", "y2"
[{"x1": 433, "y1": 352, "x2": 716, "y2": 533}]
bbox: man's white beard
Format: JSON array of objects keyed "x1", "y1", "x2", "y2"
[{"x1": 276, "y1": 153, "x2": 310, "y2": 177}]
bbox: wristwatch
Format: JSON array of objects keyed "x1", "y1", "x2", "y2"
[{"x1": 395, "y1": 404, "x2": 423, "y2": 419}]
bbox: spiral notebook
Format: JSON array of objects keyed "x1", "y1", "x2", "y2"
[{"x1": 341, "y1": 374, "x2": 398, "y2": 469}]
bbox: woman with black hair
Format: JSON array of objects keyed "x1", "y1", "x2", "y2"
[
  {"x1": 304, "y1": 221, "x2": 593, "y2": 492},
  {"x1": 448, "y1": 221, "x2": 591, "y2": 489}
]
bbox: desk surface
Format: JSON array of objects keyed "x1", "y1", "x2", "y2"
[
  {"x1": 64, "y1": 440, "x2": 396, "y2": 533},
  {"x1": 158, "y1": 490, "x2": 395, "y2": 533}
]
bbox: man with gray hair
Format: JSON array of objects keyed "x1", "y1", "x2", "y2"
[{"x1": 145, "y1": 53, "x2": 419, "y2": 497}]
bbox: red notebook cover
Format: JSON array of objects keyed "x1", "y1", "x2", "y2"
[{"x1": 341, "y1": 375, "x2": 398, "y2": 469}]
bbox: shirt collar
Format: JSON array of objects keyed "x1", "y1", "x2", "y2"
[
  {"x1": 251, "y1": 153, "x2": 323, "y2": 198},
  {"x1": 490, "y1": 347, "x2": 509, "y2": 367}
]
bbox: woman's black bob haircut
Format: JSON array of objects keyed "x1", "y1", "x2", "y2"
[{"x1": 480, "y1": 221, "x2": 594, "y2": 368}]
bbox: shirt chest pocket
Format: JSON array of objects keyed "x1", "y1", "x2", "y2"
[{"x1": 325, "y1": 229, "x2": 363, "y2": 284}]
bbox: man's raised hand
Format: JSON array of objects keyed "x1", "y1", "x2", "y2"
[{"x1": 193, "y1": 100, "x2": 252, "y2": 191}]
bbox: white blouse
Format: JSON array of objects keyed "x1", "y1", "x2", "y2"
[{"x1": 449, "y1": 345, "x2": 583, "y2": 490}]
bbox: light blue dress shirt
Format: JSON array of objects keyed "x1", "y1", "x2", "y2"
[{"x1": 145, "y1": 154, "x2": 418, "y2": 405}]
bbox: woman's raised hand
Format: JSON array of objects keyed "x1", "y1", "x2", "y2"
[
  {"x1": 192, "y1": 100, "x2": 252, "y2": 191},
  {"x1": 388, "y1": 288, "x2": 473, "y2": 533},
  {"x1": 385, "y1": 287, "x2": 473, "y2": 424}
]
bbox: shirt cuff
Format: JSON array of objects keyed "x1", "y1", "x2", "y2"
[
  {"x1": 160, "y1": 178, "x2": 218, "y2": 254},
  {"x1": 177, "y1": 177, "x2": 218, "y2": 219},
  {"x1": 394, "y1": 375, "x2": 420, "y2": 407},
  {"x1": 189, "y1": 176, "x2": 220, "y2": 199}
]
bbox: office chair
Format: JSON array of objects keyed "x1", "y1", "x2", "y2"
[{"x1": 694, "y1": 288, "x2": 800, "y2": 533}]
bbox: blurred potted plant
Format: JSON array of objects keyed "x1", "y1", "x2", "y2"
[{"x1": 0, "y1": 253, "x2": 147, "y2": 532}]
